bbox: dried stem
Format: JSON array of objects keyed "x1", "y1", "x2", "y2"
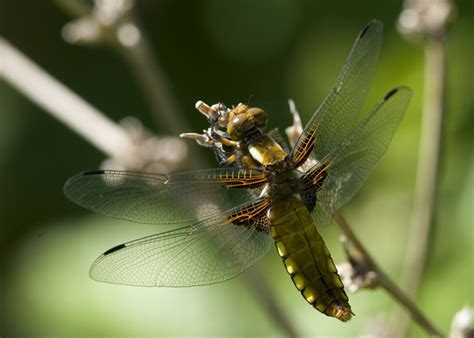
[
  {"x1": 0, "y1": 37, "x2": 133, "y2": 160},
  {"x1": 0, "y1": 37, "x2": 188, "y2": 172},
  {"x1": 385, "y1": 0, "x2": 452, "y2": 336},
  {"x1": 387, "y1": 35, "x2": 446, "y2": 338},
  {"x1": 116, "y1": 35, "x2": 187, "y2": 135},
  {"x1": 333, "y1": 214, "x2": 443, "y2": 338},
  {"x1": 53, "y1": 0, "x2": 191, "y2": 135}
]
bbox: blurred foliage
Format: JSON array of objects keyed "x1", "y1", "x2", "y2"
[{"x1": 0, "y1": 0, "x2": 473, "y2": 337}]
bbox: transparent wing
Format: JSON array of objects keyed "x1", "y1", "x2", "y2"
[
  {"x1": 291, "y1": 20, "x2": 383, "y2": 167},
  {"x1": 90, "y1": 200, "x2": 272, "y2": 287},
  {"x1": 316, "y1": 86, "x2": 413, "y2": 214},
  {"x1": 64, "y1": 168, "x2": 265, "y2": 224}
]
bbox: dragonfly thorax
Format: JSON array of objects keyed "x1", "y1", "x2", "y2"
[{"x1": 264, "y1": 160, "x2": 304, "y2": 201}]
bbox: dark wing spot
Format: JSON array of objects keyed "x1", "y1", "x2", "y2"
[
  {"x1": 384, "y1": 88, "x2": 398, "y2": 100},
  {"x1": 83, "y1": 170, "x2": 105, "y2": 176},
  {"x1": 360, "y1": 22, "x2": 371, "y2": 38},
  {"x1": 103, "y1": 243, "x2": 126, "y2": 255}
]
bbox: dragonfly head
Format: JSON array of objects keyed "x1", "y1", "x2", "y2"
[{"x1": 227, "y1": 104, "x2": 267, "y2": 141}]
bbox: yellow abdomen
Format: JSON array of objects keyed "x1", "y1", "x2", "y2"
[{"x1": 268, "y1": 196, "x2": 352, "y2": 321}]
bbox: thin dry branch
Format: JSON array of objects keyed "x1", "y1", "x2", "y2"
[
  {"x1": 333, "y1": 214, "x2": 443, "y2": 338},
  {"x1": 387, "y1": 36, "x2": 447, "y2": 338},
  {"x1": 385, "y1": 0, "x2": 453, "y2": 336},
  {"x1": 0, "y1": 36, "x2": 133, "y2": 160},
  {"x1": 0, "y1": 37, "x2": 187, "y2": 172},
  {"x1": 53, "y1": 0, "x2": 190, "y2": 135}
]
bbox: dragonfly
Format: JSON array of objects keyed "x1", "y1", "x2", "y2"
[{"x1": 64, "y1": 20, "x2": 412, "y2": 322}]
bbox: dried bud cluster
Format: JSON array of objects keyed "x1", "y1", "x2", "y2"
[
  {"x1": 398, "y1": 0, "x2": 454, "y2": 39},
  {"x1": 336, "y1": 235, "x2": 379, "y2": 293},
  {"x1": 101, "y1": 117, "x2": 187, "y2": 173},
  {"x1": 62, "y1": 0, "x2": 141, "y2": 47},
  {"x1": 450, "y1": 306, "x2": 474, "y2": 338}
]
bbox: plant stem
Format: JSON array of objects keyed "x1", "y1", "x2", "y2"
[
  {"x1": 0, "y1": 37, "x2": 133, "y2": 160},
  {"x1": 115, "y1": 34, "x2": 187, "y2": 135},
  {"x1": 333, "y1": 213, "x2": 444, "y2": 338},
  {"x1": 53, "y1": 0, "x2": 191, "y2": 135},
  {"x1": 386, "y1": 33, "x2": 447, "y2": 338}
]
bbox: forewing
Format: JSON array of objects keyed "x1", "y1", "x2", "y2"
[
  {"x1": 64, "y1": 168, "x2": 265, "y2": 224},
  {"x1": 317, "y1": 87, "x2": 412, "y2": 214},
  {"x1": 291, "y1": 20, "x2": 383, "y2": 167},
  {"x1": 90, "y1": 200, "x2": 272, "y2": 286}
]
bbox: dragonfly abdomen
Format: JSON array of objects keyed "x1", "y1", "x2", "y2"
[{"x1": 268, "y1": 196, "x2": 352, "y2": 321}]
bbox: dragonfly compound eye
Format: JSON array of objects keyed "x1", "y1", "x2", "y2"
[
  {"x1": 246, "y1": 107, "x2": 267, "y2": 129},
  {"x1": 227, "y1": 106, "x2": 267, "y2": 140}
]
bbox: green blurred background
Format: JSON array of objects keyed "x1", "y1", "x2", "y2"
[{"x1": 1, "y1": 0, "x2": 472, "y2": 337}]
